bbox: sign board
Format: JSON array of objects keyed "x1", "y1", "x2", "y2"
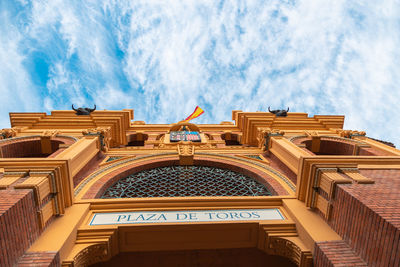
[
  {"x1": 170, "y1": 131, "x2": 201, "y2": 142},
  {"x1": 89, "y1": 209, "x2": 284, "y2": 226}
]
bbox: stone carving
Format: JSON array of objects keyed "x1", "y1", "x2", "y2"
[
  {"x1": 42, "y1": 130, "x2": 60, "y2": 137},
  {"x1": 72, "y1": 104, "x2": 96, "y2": 115},
  {"x1": 82, "y1": 127, "x2": 111, "y2": 151},
  {"x1": 0, "y1": 128, "x2": 17, "y2": 139},
  {"x1": 68, "y1": 243, "x2": 109, "y2": 267},
  {"x1": 268, "y1": 107, "x2": 289, "y2": 117},
  {"x1": 257, "y1": 128, "x2": 285, "y2": 151},
  {"x1": 178, "y1": 144, "x2": 194, "y2": 156},
  {"x1": 336, "y1": 129, "x2": 366, "y2": 138},
  {"x1": 267, "y1": 237, "x2": 312, "y2": 267},
  {"x1": 304, "y1": 131, "x2": 319, "y2": 137},
  {"x1": 178, "y1": 144, "x2": 194, "y2": 165}
]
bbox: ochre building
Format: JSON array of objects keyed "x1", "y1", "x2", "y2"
[{"x1": 0, "y1": 109, "x2": 399, "y2": 267}]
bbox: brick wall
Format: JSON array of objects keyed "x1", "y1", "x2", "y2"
[
  {"x1": 16, "y1": 251, "x2": 60, "y2": 267},
  {"x1": 266, "y1": 153, "x2": 297, "y2": 184},
  {"x1": 73, "y1": 151, "x2": 106, "y2": 187},
  {"x1": 0, "y1": 189, "x2": 40, "y2": 267},
  {"x1": 318, "y1": 140, "x2": 354, "y2": 155},
  {"x1": 1, "y1": 140, "x2": 43, "y2": 158},
  {"x1": 314, "y1": 240, "x2": 367, "y2": 267},
  {"x1": 0, "y1": 139, "x2": 63, "y2": 158},
  {"x1": 327, "y1": 169, "x2": 400, "y2": 266}
]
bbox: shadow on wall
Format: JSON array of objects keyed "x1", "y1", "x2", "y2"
[
  {"x1": 221, "y1": 133, "x2": 241, "y2": 146},
  {"x1": 127, "y1": 133, "x2": 149, "y2": 147}
]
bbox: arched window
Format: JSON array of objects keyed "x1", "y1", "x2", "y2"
[
  {"x1": 295, "y1": 136, "x2": 388, "y2": 156},
  {"x1": 127, "y1": 133, "x2": 148, "y2": 146},
  {"x1": 0, "y1": 138, "x2": 64, "y2": 158},
  {"x1": 221, "y1": 133, "x2": 241, "y2": 146},
  {"x1": 101, "y1": 166, "x2": 272, "y2": 198},
  {"x1": 303, "y1": 139, "x2": 355, "y2": 155}
]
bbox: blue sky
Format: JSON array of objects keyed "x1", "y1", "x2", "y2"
[{"x1": 1, "y1": 0, "x2": 399, "y2": 146}]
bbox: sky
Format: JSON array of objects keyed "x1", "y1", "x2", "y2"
[{"x1": 1, "y1": 0, "x2": 399, "y2": 146}]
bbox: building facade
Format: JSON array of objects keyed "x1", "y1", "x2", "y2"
[{"x1": 0, "y1": 109, "x2": 399, "y2": 266}]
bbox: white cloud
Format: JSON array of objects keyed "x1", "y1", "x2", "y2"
[
  {"x1": 0, "y1": 8, "x2": 41, "y2": 121},
  {"x1": 0, "y1": 0, "x2": 399, "y2": 147}
]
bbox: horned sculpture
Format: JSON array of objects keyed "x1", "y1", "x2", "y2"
[
  {"x1": 268, "y1": 107, "x2": 289, "y2": 117},
  {"x1": 72, "y1": 104, "x2": 96, "y2": 115}
]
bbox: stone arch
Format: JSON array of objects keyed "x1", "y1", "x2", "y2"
[
  {"x1": 101, "y1": 165, "x2": 273, "y2": 198},
  {"x1": 62, "y1": 223, "x2": 312, "y2": 267},
  {"x1": 264, "y1": 237, "x2": 313, "y2": 267},
  {"x1": 290, "y1": 135, "x2": 387, "y2": 156},
  {"x1": 75, "y1": 153, "x2": 294, "y2": 199},
  {"x1": 0, "y1": 135, "x2": 75, "y2": 158}
]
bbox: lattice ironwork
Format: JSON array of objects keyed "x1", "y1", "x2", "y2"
[{"x1": 101, "y1": 166, "x2": 272, "y2": 198}]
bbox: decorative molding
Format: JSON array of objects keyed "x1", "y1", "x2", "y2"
[
  {"x1": 309, "y1": 168, "x2": 352, "y2": 214},
  {"x1": 74, "y1": 152, "x2": 177, "y2": 196},
  {"x1": 0, "y1": 134, "x2": 78, "y2": 146},
  {"x1": 75, "y1": 244, "x2": 109, "y2": 267},
  {"x1": 42, "y1": 130, "x2": 60, "y2": 137},
  {"x1": 257, "y1": 128, "x2": 285, "y2": 151},
  {"x1": 268, "y1": 237, "x2": 301, "y2": 264},
  {"x1": 288, "y1": 135, "x2": 308, "y2": 142},
  {"x1": 259, "y1": 224, "x2": 313, "y2": 267},
  {"x1": 339, "y1": 168, "x2": 374, "y2": 184},
  {"x1": 289, "y1": 135, "x2": 367, "y2": 146},
  {"x1": 29, "y1": 171, "x2": 61, "y2": 215},
  {"x1": 0, "y1": 159, "x2": 73, "y2": 214},
  {"x1": 336, "y1": 129, "x2": 366, "y2": 138},
  {"x1": 62, "y1": 229, "x2": 117, "y2": 267},
  {"x1": 178, "y1": 144, "x2": 194, "y2": 165},
  {"x1": 0, "y1": 172, "x2": 27, "y2": 189},
  {"x1": 74, "y1": 152, "x2": 296, "y2": 198},
  {"x1": 62, "y1": 243, "x2": 109, "y2": 267},
  {"x1": 56, "y1": 135, "x2": 79, "y2": 142},
  {"x1": 0, "y1": 135, "x2": 42, "y2": 143},
  {"x1": 268, "y1": 237, "x2": 313, "y2": 267}
]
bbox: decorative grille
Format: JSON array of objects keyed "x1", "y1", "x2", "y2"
[{"x1": 101, "y1": 166, "x2": 272, "y2": 198}]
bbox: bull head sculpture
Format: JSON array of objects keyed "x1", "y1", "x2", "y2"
[
  {"x1": 72, "y1": 104, "x2": 96, "y2": 115},
  {"x1": 268, "y1": 107, "x2": 289, "y2": 117}
]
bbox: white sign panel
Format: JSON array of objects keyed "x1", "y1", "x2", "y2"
[{"x1": 90, "y1": 209, "x2": 284, "y2": 226}]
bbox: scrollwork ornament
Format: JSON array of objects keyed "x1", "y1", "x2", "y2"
[
  {"x1": 0, "y1": 128, "x2": 17, "y2": 139},
  {"x1": 72, "y1": 243, "x2": 109, "y2": 267},
  {"x1": 82, "y1": 127, "x2": 111, "y2": 151},
  {"x1": 268, "y1": 237, "x2": 302, "y2": 265}
]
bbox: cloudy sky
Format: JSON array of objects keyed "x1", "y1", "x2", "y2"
[{"x1": 1, "y1": 0, "x2": 399, "y2": 146}]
